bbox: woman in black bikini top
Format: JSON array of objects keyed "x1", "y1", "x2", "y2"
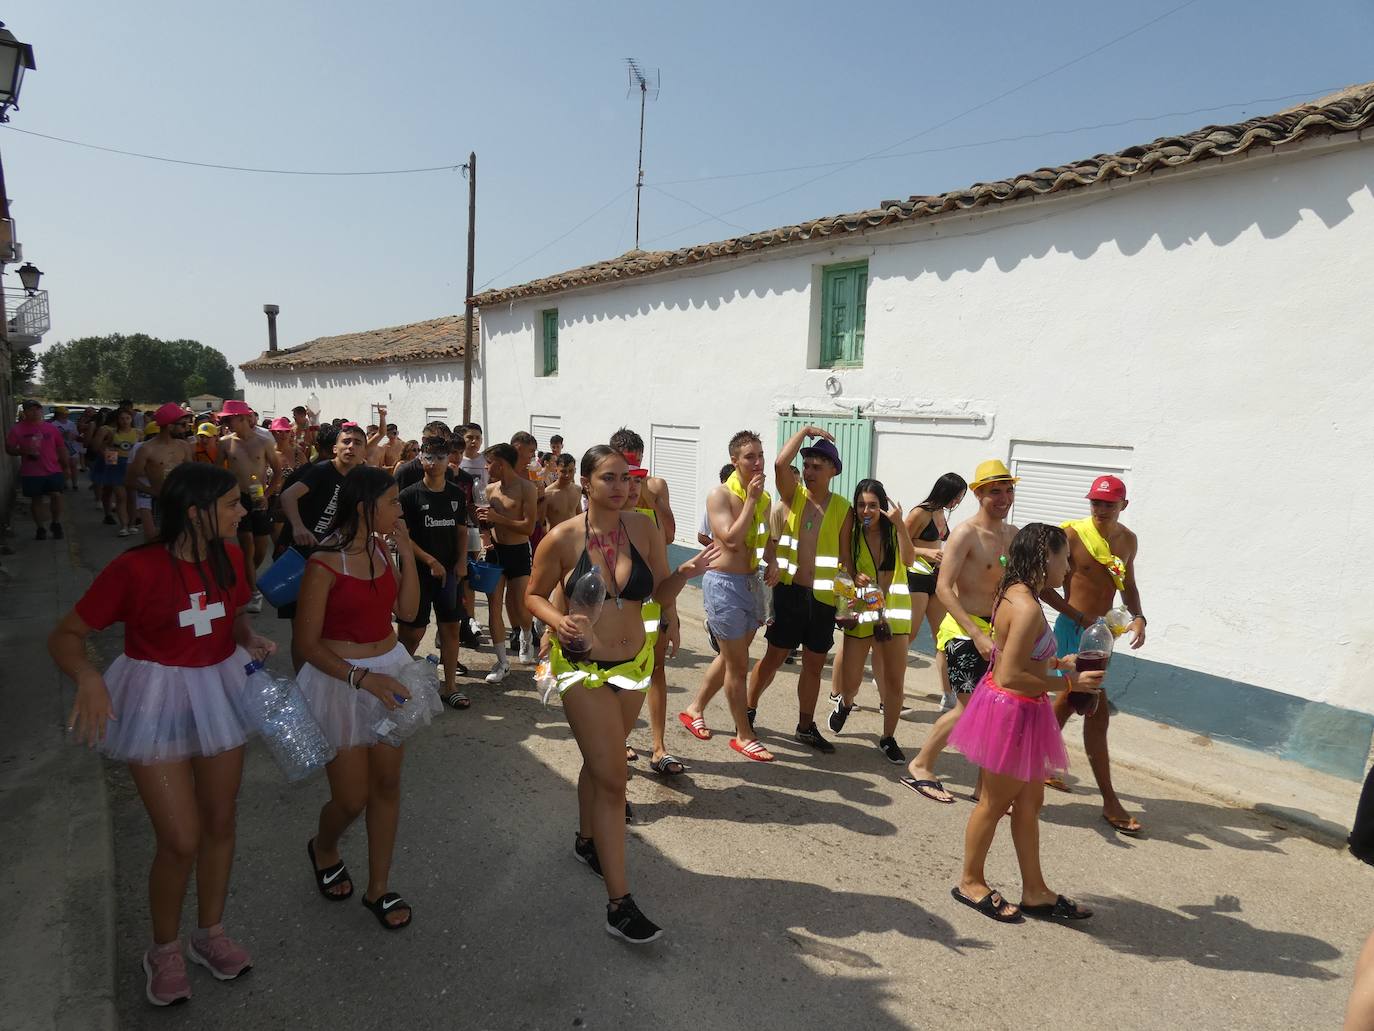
[{"x1": 526, "y1": 445, "x2": 714, "y2": 945}]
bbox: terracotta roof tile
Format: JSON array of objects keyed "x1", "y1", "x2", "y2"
[
  {"x1": 240, "y1": 314, "x2": 478, "y2": 372},
  {"x1": 472, "y1": 83, "x2": 1374, "y2": 307}
]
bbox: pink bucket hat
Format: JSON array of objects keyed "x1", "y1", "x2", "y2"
[
  {"x1": 269, "y1": 416, "x2": 293, "y2": 432},
  {"x1": 217, "y1": 399, "x2": 254, "y2": 419}
]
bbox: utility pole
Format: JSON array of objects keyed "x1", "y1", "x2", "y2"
[
  {"x1": 462, "y1": 151, "x2": 476, "y2": 423},
  {"x1": 625, "y1": 59, "x2": 659, "y2": 251}
]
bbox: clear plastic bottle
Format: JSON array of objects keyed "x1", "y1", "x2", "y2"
[
  {"x1": 241, "y1": 660, "x2": 335, "y2": 781},
  {"x1": 1070, "y1": 618, "x2": 1115, "y2": 715},
  {"x1": 564, "y1": 566, "x2": 606, "y2": 661},
  {"x1": 370, "y1": 659, "x2": 444, "y2": 746},
  {"x1": 248, "y1": 474, "x2": 265, "y2": 503}
]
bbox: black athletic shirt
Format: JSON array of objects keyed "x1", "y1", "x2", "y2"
[
  {"x1": 399, "y1": 481, "x2": 468, "y2": 570},
  {"x1": 279, "y1": 460, "x2": 347, "y2": 545}
]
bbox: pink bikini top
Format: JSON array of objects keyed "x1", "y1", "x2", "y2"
[{"x1": 989, "y1": 597, "x2": 1058, "y2": 664}]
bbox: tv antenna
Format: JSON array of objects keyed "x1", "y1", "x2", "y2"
[{"x1": 625, "y1": 57, "x2": 660, "y2": 250}]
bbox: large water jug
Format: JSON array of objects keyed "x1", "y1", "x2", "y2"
[
  {"x1": 241, "y1": 660, "x2": 335, "y2": 781},
  {"x1": 370, "y1": 659, "x2": 444, "y2": 747}
]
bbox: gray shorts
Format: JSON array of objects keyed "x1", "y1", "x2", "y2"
[{"x1": 703, "y1": 569, "x2": 764, "y2": 642}]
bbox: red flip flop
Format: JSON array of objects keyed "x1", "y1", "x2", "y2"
[
  {"x1": 678, "y1": 711, "x2": 711, "y2": 741},
  {"x1": 730, "y1": 738, "x2": 775, "y2": 762}
]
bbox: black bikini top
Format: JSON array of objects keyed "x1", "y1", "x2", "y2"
[
  {"x1": 916, "y1": 507, "x2": 948, "y2": 542},
  {"x1": 565, "y1": 516, "x2": 654, "y2": 603}
]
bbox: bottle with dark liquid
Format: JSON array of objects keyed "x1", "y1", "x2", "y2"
[{"x1": 1070, "y1": 618, "x2": 1114, "y2": 715}]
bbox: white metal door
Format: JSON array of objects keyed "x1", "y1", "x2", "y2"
[
  {"x1": 650, "y1": 424, "x2": 699, "y2": 544},
  {"x1": 529, "y1": 414, "x2": 561, "y2": 452},
  {"x1": 1008, "y1": 441, "x2": 1133, "y2": 527}
]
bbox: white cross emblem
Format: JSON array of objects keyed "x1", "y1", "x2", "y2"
[{"x1": 178, "y1": 592, "x2": 226, "y2": 637}]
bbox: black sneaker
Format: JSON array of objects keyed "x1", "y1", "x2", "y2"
[
  {"x1": 784, "y1": 649, "x2": 797, "y2": 665},
  {"x1": 102, "y1": 513, "x2": 116, "y2": 525},
  {"x1": 35, "y1": 526, "x2": 47, "y2": 540},
  {"x1": 573, "y1": 835, "x2": 603, "y2": 878},
  {"x1": 796, "y1": 722, "x2": 836, "y2": 754},
  {"x1": 508, "y1": 627, "x2": 522, "y2": 652},
  {"x1": 625, "y1": 801, "x2": 634, "y2": 824},
  {"x1": 606, "y1": 894, "x2": 663, "y2": 944},
  {"x1": 828, "y1": 695, "x2": 852, "y2": 734},
  {"x1": 878, "y1": 736, "x2": 906, "y2": 764},
  {"x1": 746, "y1": 707, "x2": 757, "y2": 731},
  {"x1": 50, "y1": 522, "x2": 64, "y2": 540},
  {"x1": 460, "y1": 624, "x2": 482, "y2": 649}
]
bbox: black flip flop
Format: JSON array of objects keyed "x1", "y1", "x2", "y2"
[
  {"x1": 1022, "y1": 895, "x2": 1092, "y2": 921},
  {"x1": 899, "y1": 776, "x2": 955, "y2": 804},
  {"x1": 951, "y1": 886, "x2": 1022, "y2": 923},
  {"x1": 362, "y1": 891, "x2": 412, "y2": 931},
  {"x1": 307, "y1": 838, "x2": 353, "y2": 901},
  {"x1": 649, "y1": 754, "x2": 687, "y2": 776}
]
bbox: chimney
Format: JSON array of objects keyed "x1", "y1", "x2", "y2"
[{"x1": 263, "y1": 304, "x2": 280, "y2": 352}]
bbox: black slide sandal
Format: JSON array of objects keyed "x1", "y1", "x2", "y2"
[
  {"x1": 1021, "y1": 895, "x2": 1093, "y2": 921},
  {"x1": 649, "y1": 754, "x2": 687, "y2": 775},
  {"x1": 362, "y1": 892, "x2": 412, "y2": 930},
  {"x1": 952, "y1": 886, "x2": 1022, "y2": 923},
  {"x1": 307, "y1": 839, "x2": 353, "y2": 901}
]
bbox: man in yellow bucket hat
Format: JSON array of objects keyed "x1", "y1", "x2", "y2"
[{"x1": 900, "y1": 459, "x2": 1019, "y2": 804}]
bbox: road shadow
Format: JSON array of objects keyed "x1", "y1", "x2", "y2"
[{"x1": 1039, "y1": 795, "x2": 1300, "y2": 854}]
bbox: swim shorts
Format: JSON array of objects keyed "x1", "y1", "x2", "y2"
[
  {"x1": 765, "y1": 582, "x2": 837, "y2": 655},
  {"x1": 703, "y1": 569, "x2": 763, "y2": 643}
]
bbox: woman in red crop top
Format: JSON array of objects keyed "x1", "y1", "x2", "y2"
[
  {"x1": 526, "y1": 446, "x2": 715, "y2": 945},
  {"x1": 49, "y1": 463, "x2": 276, "y2": 1006},
  {"x1": 294, "y1": 465, "x2": 437, "y2": 931}
]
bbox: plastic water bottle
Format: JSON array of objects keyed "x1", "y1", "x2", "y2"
[
  {"x1": 371, "y1": 659, "x2": 444, "y2": 746},
  {"x1": 1070, "y1": 619, "x2": 1115, "y2": 715},
  {"x1": 564, "y1": 566, "x2": 606, "y2": 661},
  {"x1": 241, "y1": 660, "x2": 335, "y2": 781},
  {"x1": 1105, "y1": 605, "x2": 1133, "y2": 638}
]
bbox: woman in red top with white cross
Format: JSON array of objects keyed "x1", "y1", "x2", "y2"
[{"x1": 49, "y1": 463, "x2": 276, "y2": 1008}]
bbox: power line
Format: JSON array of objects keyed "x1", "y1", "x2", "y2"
[
  {"x1": 475, "y1": 187, "x2": 633, "y2": 293},
  {"x1": 647, "y1": 183, "x2": 748, "y2": 233},
  {"x1": 0, "y1": 124, "x2": 465, "y2": 176},
  {"x1": 642, "y1": 0, "x2": 1205, "y2": 246},
  {"x1": 646, "y1": 88, "x2": 1340, "y2": 188}
]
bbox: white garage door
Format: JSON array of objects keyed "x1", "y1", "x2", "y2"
[
  {"x1": 1009, "y1": 441, "x2": 1133, "y2": 528},
  {"x1": 650, "y1": 424, "x2": 699, "y2": 544},
  {"x1": 529, "y1": 414, "x2": 561, "y2": 453}
]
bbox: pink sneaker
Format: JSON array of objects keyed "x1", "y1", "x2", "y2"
[
  {"x1": 142, "y1": 940, "x2": 191, "y2": 1006},
  {"x1": 187, "y1": 924, "x2": 253, "y2": 981}
]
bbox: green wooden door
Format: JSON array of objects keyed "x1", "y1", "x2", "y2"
[{"x1": 775, "y1": 412, "x2": 873, "y2": 503}]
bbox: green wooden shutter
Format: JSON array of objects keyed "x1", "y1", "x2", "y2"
[
  {"x1": 542, "y1": 310, "x2": 558, "y2": 376},
  {"x1": 775, "y1": 412, "x2": 873, "y2": 502},
  {"x1": 819, "y1": 261, "x2": 868, "y2": 368}
]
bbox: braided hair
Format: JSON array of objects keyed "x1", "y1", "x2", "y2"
[{"x1": 995, "y1": 522, "x2": 1068, "y2": 607}]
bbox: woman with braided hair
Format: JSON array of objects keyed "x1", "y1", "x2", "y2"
[{"x1": 948, "y1": 522, "x2": 1102, "y2": 924}]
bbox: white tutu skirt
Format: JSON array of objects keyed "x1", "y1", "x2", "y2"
[
  {"x1": 101, "y1": 648, "x2": 253, "y2": 764},
  {"x1": 297, "y1": 642, "x2": 437, "y2": 749}
]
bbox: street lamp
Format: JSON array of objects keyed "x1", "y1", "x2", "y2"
[
  {"x1": 16, "y1": 261, "x2": 40, "y2": 293},
  {"x1": 0, "y1": 23, "x2": 36, "y2": 121}
]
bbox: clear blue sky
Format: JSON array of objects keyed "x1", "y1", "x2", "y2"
[{"x1": 6, "y1": 0, "x2": 1371, "y2": 381}]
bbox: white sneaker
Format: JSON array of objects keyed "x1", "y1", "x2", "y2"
[
  {"x1": 116, "y1": 527, "x2": 131, "y2": 537},
  {"x1": 485, "y1": 662, "x2": 510, "y2": 685},
  {"x1": 938, "y1": 690, "x2": 956, "y2": 712},
  {"x1": 244, "y1": 591, "x2": 263, "y2": 614},
  {"x1": 519, "y1": 633, "x2": 536, "y2": 664}
]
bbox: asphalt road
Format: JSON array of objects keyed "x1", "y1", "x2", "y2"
[{"x1": 98, "y1": 584, "x2": 1370, "y2": 1030}]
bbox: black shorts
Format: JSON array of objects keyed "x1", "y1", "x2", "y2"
[
  {"x1": 907, "y1": 568, "x2": 938, "y2": 596},
  {"x1": 945, "y1": 636, "x2": 990, "y2": 694},
  {"x1": 486, "y1": 541, "x2": 532, "y2": 580},
  {"x1": 239, "y1": 492, "x2": 272, "y2": 537},
  {"x1": 398, "y1": 568, "x2": 467, "y2": 628},
  {"x1": 764, "y1": 582, "x2": 838, "y2": 655}
]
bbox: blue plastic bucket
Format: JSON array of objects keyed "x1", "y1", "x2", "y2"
[
  {"x1": 467, "y1": 560, "x2": 504, "y2": 594},
  {"x1": 259, "y1": 547, "x2": 306, "y2": 607}
]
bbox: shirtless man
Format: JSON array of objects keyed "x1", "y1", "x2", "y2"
[
  {"x1": 365, "y1": 407, "x2": 393, "y2": 467},
  {"x1": 125, "y1": 402, "x2": 193, "y2": 530},
  {"x1": 902, "y1": 460, "x2": 1018, "y2": 803},
  {"x1": 747, "y1": 426, "x2": 850, "y2": 753},
  {"x1": 217, "y1": 399, "x2": 282, "y2": 611},
  {"x1": 610, "y1": 428, "x2": 676, "y2": 544},
  {"x1": 381, "y1": 422, "x2": 405, "y2": 468},
  {"x1": 1041, "y1": 475, "x2": 1147, "y2": 834},
  {"x1": 542, "y1": 454, "x2": 582, "y2": 530},
  {"x1": 479, "y1": 442, "x2": 538, "y2": 682},
  {"x1": 680, "y1": 430, "x2": 778, "y2": 762}
]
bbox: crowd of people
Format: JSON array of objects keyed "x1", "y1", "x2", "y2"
[{"x1": 32, "y1": 397, "x2": 1150, "y2": 1008}]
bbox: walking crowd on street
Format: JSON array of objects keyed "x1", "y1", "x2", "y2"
[{"x1": 17, "y1": 391, "x2": 1292, "y2": 1010}]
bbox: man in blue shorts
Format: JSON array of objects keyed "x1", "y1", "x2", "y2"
[{"x1": 6, "y1": 400, "x2": 72, "y2": 540}]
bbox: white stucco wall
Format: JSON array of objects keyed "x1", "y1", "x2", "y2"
[
  {"x1": 479, "y1": 137, "x2": 1374, "y2": 714},
  {"x1": 243, "y1": 359, "x2": 482, "y2": 438}
]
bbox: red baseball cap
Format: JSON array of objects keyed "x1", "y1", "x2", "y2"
[
  {"x1": 627, "y1": 465, "x2": 649, "y2": 478},
  {"x1": 1085, "y1": 475, "x2": 1127, "y2": 502}
]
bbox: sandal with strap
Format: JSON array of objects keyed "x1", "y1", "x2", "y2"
[
  {"x1": 678, "y1": 712, "x2": 711, "y2": 741},
  {"x1": 307, "y1": 838, "x2": 353, "y2": 901},
  {"x1": 361, "y1": 891, "x2": 413, "y2": 931},
  {"x1": 729, "y1": 738, "x2": 774, "y2": 762},
  {"x1": 899, "y1": 776, "x2": 955, "y2": 804},
  {"x1": 1021, "y1": 895, "x2": 1093, "y2": 921},
  {"x1": 443, "y1": 690, "x2": 471, "y2": 710},
  {"x1": 951, "y1": 886, "x2": 1022, "y2": 923},
  {"x1": 649, "y1": 754, "x2": 687, "y2": 775}
]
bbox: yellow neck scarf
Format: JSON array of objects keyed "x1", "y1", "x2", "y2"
[
  {"x1": 1064, "y1": 518, "x2": 1126, "y2": 591},
  {"x1": 725, "y1": 470, "x2": 772, "y2": 572}
]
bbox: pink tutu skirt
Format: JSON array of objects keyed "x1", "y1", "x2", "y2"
[
  {"x1": 101, "y1": 648, "x2": 252, "y2": 764},
  {"x1": 297, "y1": 642, "x2": 439, "y2": 749},
  {"x1": 949, "y1": 675, "x2": 1068, "y2": 782}
]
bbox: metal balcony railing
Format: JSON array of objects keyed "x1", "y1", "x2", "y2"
[{"x1": 5, "y1": 288, "x2": 49, "y2": 347}]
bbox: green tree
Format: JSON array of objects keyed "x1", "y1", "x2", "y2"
[
  {"x1": 41, "y1": 333, "x2": 236, "y2": 401},
  {"x1": 183, "y1": 373, "x2": 208, "y2": 398},
  {"x1": 9, "y1": 347, "x2": 40, "y2": 395}
]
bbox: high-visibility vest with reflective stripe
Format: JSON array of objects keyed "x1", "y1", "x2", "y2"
[
  {"x1": 724, "y1": 471, "x2": 770, "y2": 572},
  {"x1": 846, "y1": 525, "x2": 912, "y2": 638},
  {"x1": 548, "y1": 600, "x2": 661, "y2": 696},
  {"x1": 776, "y1": 486, "x2": 850, "y2": 607}
]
